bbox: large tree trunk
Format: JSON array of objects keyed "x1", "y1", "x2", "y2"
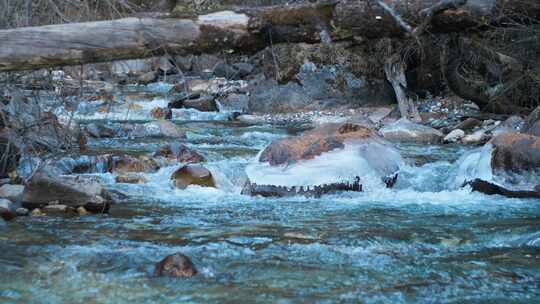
[{"x1": 1, "y1": 0, "x2": 539, "y2": 72}]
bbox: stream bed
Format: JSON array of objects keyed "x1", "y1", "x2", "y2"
[{"x1": 1, "y1": 87, "x2": 539, "y2": 303}]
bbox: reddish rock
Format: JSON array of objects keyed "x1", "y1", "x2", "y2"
[
  {"x1": 259, "y1": 123, "x2": 375, "y2": 166},
  {"x1": 171, "y1": 165, "x2": 216, "y2": 189},
  {"x1": 112, "y1": 155, "x2": 159, "y2": 174},
  {"x1": 154, "y1": 144, "x2": 205, "y2": 163},
  {"x1": 154, "y1": 252, "x2": 197, "y2": 278},
  {"x1": 490, "y1": 133, "x2": 540, "y2": 173},
  {"x1": 150, "y1": 107, "x2": 172, "y2": 120}
]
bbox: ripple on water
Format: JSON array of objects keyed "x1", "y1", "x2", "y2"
[{"x1": 1, "y1": 121, "x2": 540, "y2": 303}]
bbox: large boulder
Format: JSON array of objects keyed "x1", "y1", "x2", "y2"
[
  {"x1": 379, "y1": 119, "x2": 443, "y2": 144},
  {"x1": 490, "y1": 133, "x2": 540, "y2": 173},
  {"x1": 171, "y1": 165, "x2": 216, "y2": 189},
  {"x1": 154, "y1": 144, "x2": 205, "y2": 164},
  {"x1": 244, "y1": 123, "x2": 401, "y2": 197},
  {"x1": 154, "y1": 253, "x2": 197, "y2": 278},
  {"x1": 22, "y1": 173, "x2": 110, "y2": 212}
]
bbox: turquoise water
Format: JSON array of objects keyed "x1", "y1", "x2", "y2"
[{"x1": 1, "y1": 96, "x2": 539, "y2": 303}]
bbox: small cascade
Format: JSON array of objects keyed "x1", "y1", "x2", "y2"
[{"x1": 452, "y1": 143, "x2": 494, "y2": 187}]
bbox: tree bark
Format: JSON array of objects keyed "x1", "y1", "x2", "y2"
[{"x1": 0, "y1": 0, "x2": 538, "y2": 72}]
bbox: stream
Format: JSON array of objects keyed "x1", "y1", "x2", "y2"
[{"x1": 1, "y1": 84, "x2": 539, "y2": 303}]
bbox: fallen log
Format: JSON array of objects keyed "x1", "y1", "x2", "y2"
[{"x1": 1, "y1": 0, "x2": 539, "y2": 72}]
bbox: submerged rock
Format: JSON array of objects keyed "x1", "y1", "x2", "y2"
[
  {"x1": 154, "y1": 252, "x2": 197, "y2": 278},
  {"x1": 154, "y1": 144, "x2": 205, "y2": 164},
  {"x1": 171, "y1": 165, "x2": 216, "y2": 189},
  {"x1": 379, "y1": 119, "x2": 442, "y2": 144},
  {"x1": 245, "y1": 123, "x2": 401, "y2": 197}
]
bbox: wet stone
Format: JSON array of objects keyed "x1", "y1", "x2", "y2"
[
  {"x1": 171, "y1": 165, "x2": 216, "y2": 189},
  {"x1": 116, "y1": 173, "x2": 147, "y2": 184},
  {"x1": 154, "y1": 252, "x2": 197, "y2": 278}
]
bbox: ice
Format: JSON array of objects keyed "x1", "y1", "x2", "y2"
[
  {"x1": 453, "y1": 143, "x2": 494, "y2": 186},
  {"x1": 246, "y1": 142, "x2": 402, "y2": 189}
]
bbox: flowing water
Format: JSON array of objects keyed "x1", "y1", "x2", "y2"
[{"x1": 1, "y1": 86, "x2": 539, "y2": 303}]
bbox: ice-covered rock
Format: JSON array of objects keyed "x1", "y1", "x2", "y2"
[
  {"x1": 457, "y1": 133, "x2": 540, "y2": 196},
  {"x1": 243, "y1": 123, "x2": 401, "y2": 197}
]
